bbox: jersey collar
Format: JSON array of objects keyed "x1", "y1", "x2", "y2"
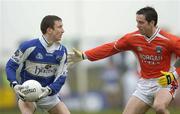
[
  {"x1": 39, "y1": 35, "x2": 61, "y2": 53},
  {"x1": 144, "y1": 27, "x2": 160, "y2": 43}
]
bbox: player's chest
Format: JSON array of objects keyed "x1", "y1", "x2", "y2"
[
  {"x1": 131, "y1": 39, "x2": 168, "y2": 56},
  {"x1": 27, "y1": 48, "x2": 64, "y2": 64},
  {"x1": 132, "y1": 41, "x2": 168, "y2": 65}
]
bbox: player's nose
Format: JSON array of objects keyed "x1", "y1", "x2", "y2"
[
  {"x1": 136, "y1": 24, "x2": 141, "y2": 29},
  {"x1": 62, "y1": 28, "x2": 64, "y2": 33}
]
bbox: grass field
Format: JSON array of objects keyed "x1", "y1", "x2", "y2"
[{"x1": 1, "y1": 108, "x2": 180, "y2": 114}]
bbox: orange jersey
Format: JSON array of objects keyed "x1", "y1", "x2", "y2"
[
  {"x1": 175, "y1": 67, "x2": 180, "y2": 75},
  {"x1": 84, "y1": 28, "x2": 180, "y2": 79}
]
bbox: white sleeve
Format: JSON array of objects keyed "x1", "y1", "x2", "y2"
[{"x1": 54, "y1": 53, "x2": 67, "y2": 81}]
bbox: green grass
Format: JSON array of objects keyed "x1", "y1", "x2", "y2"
[
  {"x1": 71, "y1": 108, "x2": 180, "y2": 114},
  {"x1": 1, "y1": 108, "x2": 180, "y2": 114}
]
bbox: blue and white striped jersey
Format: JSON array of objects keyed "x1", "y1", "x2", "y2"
[{"x1": 6, "y1": 36, "x2": 68, "y2": 95}]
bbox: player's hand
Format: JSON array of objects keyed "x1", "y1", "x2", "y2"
[
  {"x1": 158, "y1": 71, "x2": 176, "y2": 87},
  {"x1": 67, "y1": 48, "x2": 85, "y2": 67},
  {"x1": 38, "y1": 86, "x2": 52, "y2": 99},
  {"x1": 13, "y1": 84, "x2": 27, "y2": 101}
]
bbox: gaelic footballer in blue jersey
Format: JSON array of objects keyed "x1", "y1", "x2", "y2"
[{"x1": 6, "y1": 15, "x2": 71, "y2": 114}]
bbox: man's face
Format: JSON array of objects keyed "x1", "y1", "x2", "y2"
[
  {"x1": 136, "y1": 14, "x2": 154, "y2": 36},
  {"x1": 50, "y1": 20, "x2": 64, "y2": 42}
]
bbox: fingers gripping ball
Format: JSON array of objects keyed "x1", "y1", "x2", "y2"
[{"x1": 21, "y1": 80, "x2": 42, "y2": 101}]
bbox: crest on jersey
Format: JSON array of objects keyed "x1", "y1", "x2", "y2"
[
  {"x1": 36, "y1": 53, "x2": 43, "y2": 59},
  {"x1": 56, "y1": 56, "x2": 62, "y2": 62},
  {"x1": 156, "y1": 46, "x2": 162, "y2": 54},
  {"x1": 137, "y1": 46, "x2": 143, "y2": 51},
  {"x1": 11, "y1": 49, "x2": 23, "y2": 63},
  {"x1": 54, "y1": 50, "x2": 64, "y2": 62}
]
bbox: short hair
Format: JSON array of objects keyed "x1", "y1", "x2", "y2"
[
  {"x1": 40, "y1": 15, "x2": 62, "y2": 34},
  {"x1": 136, "y1": 6, "x2": 158, "y2": 26}
]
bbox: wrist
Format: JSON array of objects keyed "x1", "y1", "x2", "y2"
[
  {"x1": 10, "y1": 81, "x2": 18, "y2": 88},
  {"x1": 82, "y1": 52, "x2": 87, "y2": 60},
  {"x1": 172, "y1": 71, "x2": 179, "y2": 79},
  {"x1": 82, "y1": 53, "x2": 85, "y2": 60},
  {"x1": 46, "y1": 86, "x2": 52, "y2": 95}
]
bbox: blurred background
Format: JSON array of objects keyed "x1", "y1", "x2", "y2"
[{"x1": 0, "y1": 0, "x2": 180, "y2": 114}]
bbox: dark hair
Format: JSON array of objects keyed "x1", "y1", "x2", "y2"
[
  {"x1": 136, "y1": 6, "x2": 158, "y2": 26},
  {"x1": 40, "y1": 15, "x2": 62, "y2": 34}
]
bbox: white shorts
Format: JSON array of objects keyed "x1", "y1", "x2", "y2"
[
  {"x1": 132, "y1": 78, "x2": 178, "y2": 106},
  {"x1": 34, "y1": 94, "x2": 61, "y2": 111}
]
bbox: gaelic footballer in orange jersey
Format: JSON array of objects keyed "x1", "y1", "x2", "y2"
[
  {"x1": 85, "y1": 28, "x2": 180, "y2": 79},
  {"x1": 68, "y1": 6, "x2": 180, "y2": 114}
]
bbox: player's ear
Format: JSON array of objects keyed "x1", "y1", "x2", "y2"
[
  {"x1": 150, "y1": 20, "x2": 155, "y2": 26},
  {"x1": 47, "y1": 27, "x2": 53, "y2": 34}
]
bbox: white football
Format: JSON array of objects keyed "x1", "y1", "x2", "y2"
[{"x1": 21, "y1": 80, "x2": 42, "y2": 101}]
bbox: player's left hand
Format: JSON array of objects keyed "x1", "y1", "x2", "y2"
[
  {"x1": 67, "y1": 48, "x2": 85, "y2": 67},
  {"x1": 38, "y1": 86, "x2": 52, "y2": 99},
  {"x1": 158, "y1": 71, "x2": 176, "y2": 87}
]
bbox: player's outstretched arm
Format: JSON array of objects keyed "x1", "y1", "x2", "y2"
[{"x1": 67, "y1": 48, "x2": 86, "y2": 66}]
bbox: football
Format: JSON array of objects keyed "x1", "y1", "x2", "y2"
[{"x1": 21, "y1": 80, "x2": 42, "y2": 101}]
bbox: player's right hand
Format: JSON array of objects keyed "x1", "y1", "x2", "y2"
[
  {"x1": 158, "y1": 71, "x2": 176, "y2": 87},
  {"x1": 13, "y1": 84, "x2": 26, "y2": 101},
  {"x1": 67, "y1": 48, "x2": 85, "y2": 67},
  {"x1": 38, "y1": 86, "x2": 52, "y2": 99}
]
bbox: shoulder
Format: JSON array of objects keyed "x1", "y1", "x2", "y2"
[
  {"x1": 158, "y1": 30, "x2": 180, "y2": 47},
  {"x1": 159, "y1": 30, "x2": 179, "y2": 40},
  {"x1": 60, "y1": 44, "x2": 68, "y2": 53},
  {"x1": 19, "y1": 38, "x2": 39, "y2": 51},
  {"x1": 125, "y1": 30, "x2": 141, "y2": 37},
  {"x1": 117, "y1": 30, "x2": 141, "y2": 42}
]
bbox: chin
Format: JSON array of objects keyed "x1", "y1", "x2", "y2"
[
  {"x1": 56, "y1": 37, "x2": 61, "y2": 41},
  {"x1": 56, "y1": 39, "x2": 61, "y2": 42},
  {"x1": 140, "y1": 31, "x2": 145, "y2": 35}
]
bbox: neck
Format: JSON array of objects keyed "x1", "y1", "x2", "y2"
[
  {"x1": 42, "y1": 35, "x2": 54, "y2": 46},
  {"x1": 146, "y1": 27, "x2": 157, "y2": 38}
]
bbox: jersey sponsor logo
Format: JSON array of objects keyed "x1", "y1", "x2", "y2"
[
  {"x1": 156, "y1": 46, "x2": 162, "y2": 54},
  {"x1": 139, "y1": 54, "x2": 163, "y2": 65},
  {"x1": 25, "y1": 60, "x2": 58, "y2": 77},
  {"x1": 56, "y1": 55, "x2": 62, "y2": 62},
  {"x1": 36, "y1": 53, "x2": 43, "y2": 59},
  {"x1": 11, "y1": 50, "x2": 23, "y2": 63}
]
